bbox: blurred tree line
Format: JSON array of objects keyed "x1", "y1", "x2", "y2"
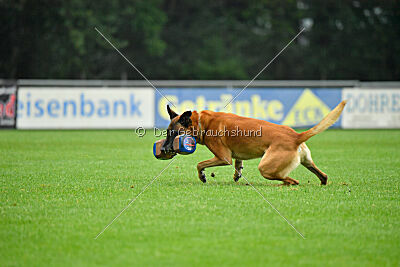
[{"x1": 1, "y1": 0, "x2": 399, "y2": 80}]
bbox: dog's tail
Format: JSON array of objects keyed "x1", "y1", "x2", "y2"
[{"x1": 296, "y1": 100, "x2": 347, "y2": 144}]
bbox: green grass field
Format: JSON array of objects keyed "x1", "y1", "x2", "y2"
[{"x1": 1, "y1": 129, "x2": 399, "y2": 266}]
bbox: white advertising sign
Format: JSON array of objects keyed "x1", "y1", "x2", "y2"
[
  {"x1": 17, "y1": 87, "x2": 154, "y2": 129},
  {"x1": 342, "y1": 88, "x2": 400, "y2": 128}
]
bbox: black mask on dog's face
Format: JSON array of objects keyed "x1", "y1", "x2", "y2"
[{"x1": 161, "y1": 105, "x2": 192, "y2": 153}]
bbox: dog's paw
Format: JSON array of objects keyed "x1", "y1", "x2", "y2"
[
  {"x1": 282, "y1": 177, "x2": 299, "y2": 185},
  {"x1": 199, "y1": 172, "x2": 207, "y2": 183},
  {"x1": 233, "y1": 174, "x2": 242, "y2": 182}
]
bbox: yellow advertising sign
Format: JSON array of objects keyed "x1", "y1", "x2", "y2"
[{"x1": 282, "y1": 89, "x2": 331, "y2": 127}]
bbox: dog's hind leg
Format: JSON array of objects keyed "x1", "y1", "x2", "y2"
[
  {"x1": 299, "y1": 143, "x2": 328, "y2": 185},
  {"x1": 233, "y1": 159, "x2": 243, "y2": 182},
  {"x1": 258, "y1": 147, "x2": 300, "y2": 185}
]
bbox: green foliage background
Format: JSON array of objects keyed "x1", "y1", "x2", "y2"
[{"x1": 1, "y1": 0, "x2": 399, "y2": 80}]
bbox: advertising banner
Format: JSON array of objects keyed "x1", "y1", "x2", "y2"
[
  {"x1": 342, "y1": 88, "x2": 400, "y2": 128},
  {"x1": 17, "y1": 87, "x2": 154, "y2": 129},
  {"x1": 155, "y1": 88, "x2": 342, "y2": 128},
  {"x1": 0, "y1": 86, "x2": 17, "y2": 128}
]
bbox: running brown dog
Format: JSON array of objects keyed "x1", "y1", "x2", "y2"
[{"x1": 161, "y1": 100, "x2": 347, "y2": 185}]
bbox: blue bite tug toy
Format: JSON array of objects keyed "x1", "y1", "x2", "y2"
[
  {"x1": 153, "y1": 135, "x2": 196, "y2": 160},
  {"x1": 173, "y1": 135, "x2": 196, "y2": 154}
]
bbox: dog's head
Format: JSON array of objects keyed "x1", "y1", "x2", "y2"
[{"x1": 161, "y1": 105, "x2": 193, "y2": 153}]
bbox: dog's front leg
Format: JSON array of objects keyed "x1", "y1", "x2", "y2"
[
  {"x1": 197, "y1": 157, "x2": 231, "y2": 183},
  {"x1": 233, "y1": 159, "x2": 243, "y2": 182}
]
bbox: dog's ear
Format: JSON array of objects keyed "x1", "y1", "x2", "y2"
[
  {"x1": 167, "y1": 105, "x2": 178, "y2": 120},
  {"x1": 178, "y1": 111, "x2": 192, "y2": 127}
]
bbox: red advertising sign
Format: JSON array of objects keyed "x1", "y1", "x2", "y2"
[{"x1": 0, "y1": 86, "x2": 17, "y2": 128}]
